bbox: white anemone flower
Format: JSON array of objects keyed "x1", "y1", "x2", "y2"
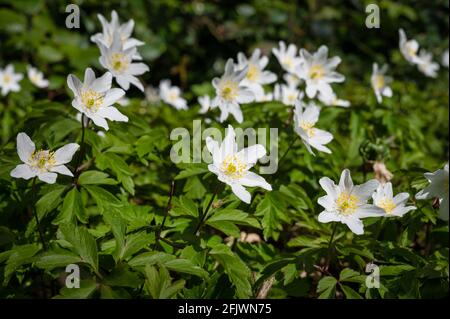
[
  {"x1": 442, "y1": 49, "x2": 449, "y2": 68},
  {"x1": 67, "y1": 68, "x2": 128, "y2": 131},
  {"x1": 278, "y1": 84, "x2": 302, "y2": 106},
  {"x1": 371, "y1": 63, "x2": 393, "y2": 103},
  {"x1": 10, "y1": 133, "x2": 79, "y2": 184},
  {"x1": 98, "y1": 32, "x2": 149, "y2": 91},
  {"x1": 317, "y1": 91, "x2": 350, "y2": 108},
  {"x1": 206, "y1": 125, "x2": 272, "y2": 203},
  {"x1": 235, "y1": 48, "x2": 277, "y2": 99},
  {"x1": 27, "y1": 66, "x2": 49, "y2": 88},
  {"x1": 398, "y1": 29, "x2": 422, "y2": 64},
  {"x1": 198, "y1": 95, "x2": 215, "y2": 114},
  {"x1": 272, "y1": 41, "x2": 303, "y2": 74},
  {"x1": 416, "y1": 50, "x2": 440, "y2": 78},
  {"x1": 372, "y1": 182, "x2": 416, "y2": 217},
  {"x1": 0, "y1": 64, "x2": 23, "y2": 96},
  {"x1": 318, "y1": 169, "x2": 384, "y2": 235},
  {"x1": 416, "y1": 162, "x2": 449, "y2": 221},
  {"x1": 298, "y1": 45, "x2": 345, "y2": 99},
  {"x1": 212, "y1": 59, "x2": 255, "y2": 123},
  {"x1": 283, "y1": 73, "x2": 301, "y2": 88},
  {"x1": 159, "y1": 80, "x2": 188, "y2": 110},
  {"x1": 91, "y1": 10, "x2": 144, "y2": 60},
  {"x1": 293, "y1": 100, "x2": 333, "y2": 155}
]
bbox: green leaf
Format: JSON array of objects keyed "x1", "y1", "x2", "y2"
[
  {"x1": 341, "y1": 285, "x2": 363, "y2": 299},
  {"x1": 3, "y1": 244, "x2": 41, "y2": 285},
  {"x1": 317, "y1": 276, "x2": 337, "y2": 299},
  {"x1": 209, "y1": 244, "x2": 252, "y2": 298},
  {"x1": 144, "y1": 265, "x2": 185, "y2": 299},
  {"x1": 255, "y1": 192, "x2": 289, "y2": 240},
  {"x1": 35, "y1": 250, "x2": 82, "y2": 270},
  {"x1": 54, "y1": 280, "x2": 97, "y2": 299},
  {"x1": 164, "y1": 258, "x2": 209, "y2": 279},
  {"x1": 78, "y1": 171, "x2": 118, "y2": 185},
  {"x1": 54, "y1": 187, "x2": 86, "y2": 224},
  {"x1": 339, "y1": 268, "x2": 365, "y2": 283},
  {"x1": 206, "y1": 220, "x2": 241, "y2": 237},
  {"x1": 59, "y1": 224, "x2": 99, "y2": 273}
]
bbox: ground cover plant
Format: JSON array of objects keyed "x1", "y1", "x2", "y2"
[{"x1": 0, "y1": 0, "x2": 448, "y2": 299}]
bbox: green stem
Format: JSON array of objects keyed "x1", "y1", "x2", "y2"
[
  {"x1": 31, "y1": 177, "x2": 47, "y2": 250},
  {"x1": 195, "y1": 192, "x2": 217, "y2": 235},
  {"x1": 153, "y1": 181, "x2": 175, "y2": 249},
  {"x1": 326, "y1": 223, "x2": 338, "y2": 269},
  {"x1": 74, "y1": 114, "x2": 87, "y2": 178}
]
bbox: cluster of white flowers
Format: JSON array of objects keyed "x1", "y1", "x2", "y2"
[
  {"x1": 0, "y1": 64, "x2": 50, "y2": 96},
  {"x1": 91, "y1": 10, "x2": 149, "y2": 92},
  {"x1": 318, "y1": 169, "x2": 417, "y2": 235},
  {"x1": 399, "y1": 29, "x2": 441, "y2": 78}
]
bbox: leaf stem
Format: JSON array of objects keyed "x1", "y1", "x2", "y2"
[
  {"x1": 326, "y1": 223, "x2": 338, "y2": 269},
  {"x1": 154, "y1": 181, "x2": 176, "y2": 247},
  {"x1": 31, "y1": 177, "x2": 47, "y2": 250},
  {"x1": 195, "y1": 192, "x2": 217, "y2": 235},
  {"x1": 74, "y1": 114, "x2": 87, "y2": 179}
]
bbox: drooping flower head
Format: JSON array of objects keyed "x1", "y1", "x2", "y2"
[
  {"x1": 372, "y1": 182, "x2": 416, "y2": 217},
  {"x1": 198, "y1": 95, "x2": 214, "y2": 114},
  {"x1": 371, "y1": 63, "x2": 393, "y2": 103},
  {"x1": 98, "y1": 32, "x2": 149, "y2": 91},
  {"x1": 0, "y1": 64, "x2": 23, "y2": 96},
  {"x1": 159, "y1": 80, "x2": 188, "y2": 110},
  {"x1": 317, "y1": 91, "x2": 350, "y2": 108},
  {"x1": 67, "y1": 68, "x2": 127, "y2": 130},
  {"x1": 27, "y1": 66, "x2": 49, "y2": 88},
  {"x1": 416, "y1": 50, "x2": 440, "y2": 78},
  {"x1": 10, "y1": 133, "x2": 79, "y2": 184},
  {"x1": 318, "y1": 169, "x2": 384, "y2": 235},
  {"x1": 398, "y1": 29, "x2": 422, "y2": 65},
  {"x1": 206, "y1": 125, "x2": 272, "y2": 203},
  {"x1": 293, "y1": 100, "x2": 333, "y2": 155},
  {"x1": 416, "y1": 162, "x2": 449, "y2": 221},
  {"x1": 297, "y1": 45, "x2": 345, "y2": 99},
  {"x1": 211, "y1": 59, "x2": 255, "y2": 123}
]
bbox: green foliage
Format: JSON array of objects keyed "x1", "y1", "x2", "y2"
[{"x1": 0, "y1": 0, "x2": 448, "y2": 299}]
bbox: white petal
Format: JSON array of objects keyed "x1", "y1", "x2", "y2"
[
  {"x1": 344, "y1": 217, "x2": 364, "y2": 235},
  {"x1": 220, "y1": 125, "x2": 237, "y2": 157},
  {"x1": 393, "y1": 192, "x2": 409, "y2": 205},
  {"x1": 355, "y1": 204, "x2": 386, "y2": 218},
  {"x1": 317, "y1": 195, "x2": 335, "y2": 211},
  {"x1": 103, "y1": 88, "x2": 125, "y2": 106},
  {"x1": 50, "y1": 165, "x2": 74, "y2": 177},
  {"x1": 97, "y1": 106, "x2": 128, "y2": 122},
  {"x1": 319, "y1": 177, "x2": 338, "y2": 198},
  {"x1": 239, "y1": 172, "x2": 272, "y2": 191},
  {"x1": 83, "y1": 68, "x2": 96, "y2": 88},
  {"x1": 38, "y1": 172, "x2": 58, "y2": 184},
  {"x1": 236, "y1": 89, "x2": 255, "y2": 104},
  {"x1": 318, "y1": 211, "x2": 340, "y2": 223},
  {"x1": 67, "y1": 74, "x2": 82, "y2": 96},
  {"x1": 237, "y1": 144, "x2": 266, "y2": 166},
  {"x1": 206, "y1": 137, "x2": 222, "y2": 164},
  {"x1": 89, "y1": 114, "x2": 110, "y2": 130},
  {"x1": 91, "y1": 72, "x2": 112, "y2": 93},
  {"x1": 438, "y1": 196, "x2": 449, "y2": 221},
  {"x1": 17, "y1": 132, "x2": 35, "y2": 163},
  {"x1": 10, "y1": 164, "x2": 36, "y2": 180},
  {"x1": 231, "y1": 183, "x2": 251, "y2": 204},
  {"x1": 54, "y1": 143, "x2": 80, "y2": 165},
  {"x1": 352, "y1": 179, "x2": 379, "y2": 202},
  {"x1": 129, "y1": 63, "x2": 149, "y2": 76},
  {"x1": 339, "y1": 169, "x2": 353, "y2": 192}
]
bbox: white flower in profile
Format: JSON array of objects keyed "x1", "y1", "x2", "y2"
[
  {"x1": 198, "y1": 95, "x2": 215, "y2": 114},
  {"x1": 416, "y1": 50, "x2": 440, "y2": 78},
  {"x1": 235, "y1": 48, "x2": 277, "y2": 99},
  {"x1": 91, "y1": 10, "x2": 144, "y2": 59},
  {"x1": 98, "y1": 32, "x2": 149, "y2": 91},
  {"x1": 372, "y1": 182, "x2": 416, "y2": 217},
  {"x1": 416, "y1": 162, "x2": 449, "y2": 221},
  {"x1": 317, "y1": 91, "x2": 350, "y2": 108},
  {"x1": 212, "y1": 59, "x2": 254, "y2": 123},
  {"x1": 442, "y1": 49, "x2": 449, "y2": 68},
  {"x1": 206, "y1": 125, "x2": 272, "y2": 203},
  {"x1": 317, "y1": 169, "x2": 384, "y2": 235},
  {"x1": 159, "y1": 79, "x2": 188, "y2": 110},
  {"x1": 27, "y1": 66, "x2": 49, "y2": 88},
  {"x1": 297, "y1": 45, "x2": 345, "y2": 98},
  {"x1": 67, "y1": 68, "x2": 127, "y2": 131},
  {"x1": 0, "y1": 64, "x2": 23, "y2": 96},
  {"x1": 283, "y1": 73, "x2": 301, "y2": 88},
  {"x1": 398, "y1": 29, "x2": 422, "y2": 64},
  {"x1": 371, "y1": 63, "x2": 393, "y2": 103},
  {"x1": 293, "y1": 100, "x2": 333, "y2": 155},
  {"x1": 10, "y1": 133, "x2": 79, "y2": 184},
  {"x1": 272, "y1": 41, "x2": 302, "y2": 74}
]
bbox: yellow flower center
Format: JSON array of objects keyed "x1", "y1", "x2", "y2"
[
  {"x1": 300, "y1": 122, "x2": 315, "y2": 138},
  {"x1": 377, "y1": 198, "x2": 396, "y2": 214},
  {"x1": 220, "y1": 81, "x2": 238, "y2": 101},
  {"x1": 3, "y1": 74, "x2": 11, "y2": 83},
  {"x1": 336, "y1": 192, "x2": 359, "y2": 215},
  {"x1": 407, "y1": 44, "x2": 417, "y2": 57},
  {"x1": 29, "y1": 150, "x2": 56, "y2": 171},
  {"x1": 246, "y1": 64, "x2": 260, "y2": 82},
  {"x1": 81, "y1": 90, "x2": 104, "y2": 111},
  {"x1": 309, "y1": 64, "x2": 325, "y2": 80},
  {"x1": 282, "y1": 57, "x2": 293, "y2": 69},
  {"x1": 221, "y1": 155, "x2": 248, "y2": 179},
  {"x1": 373, "y1": 75, "x2": 385, "y2": 89},
  {"x1": 168, "y1": 91, "x2": 178, "y2": 103},
  {"x1": 110, "y1": 53, "x2": 129, "y2": 73}
]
